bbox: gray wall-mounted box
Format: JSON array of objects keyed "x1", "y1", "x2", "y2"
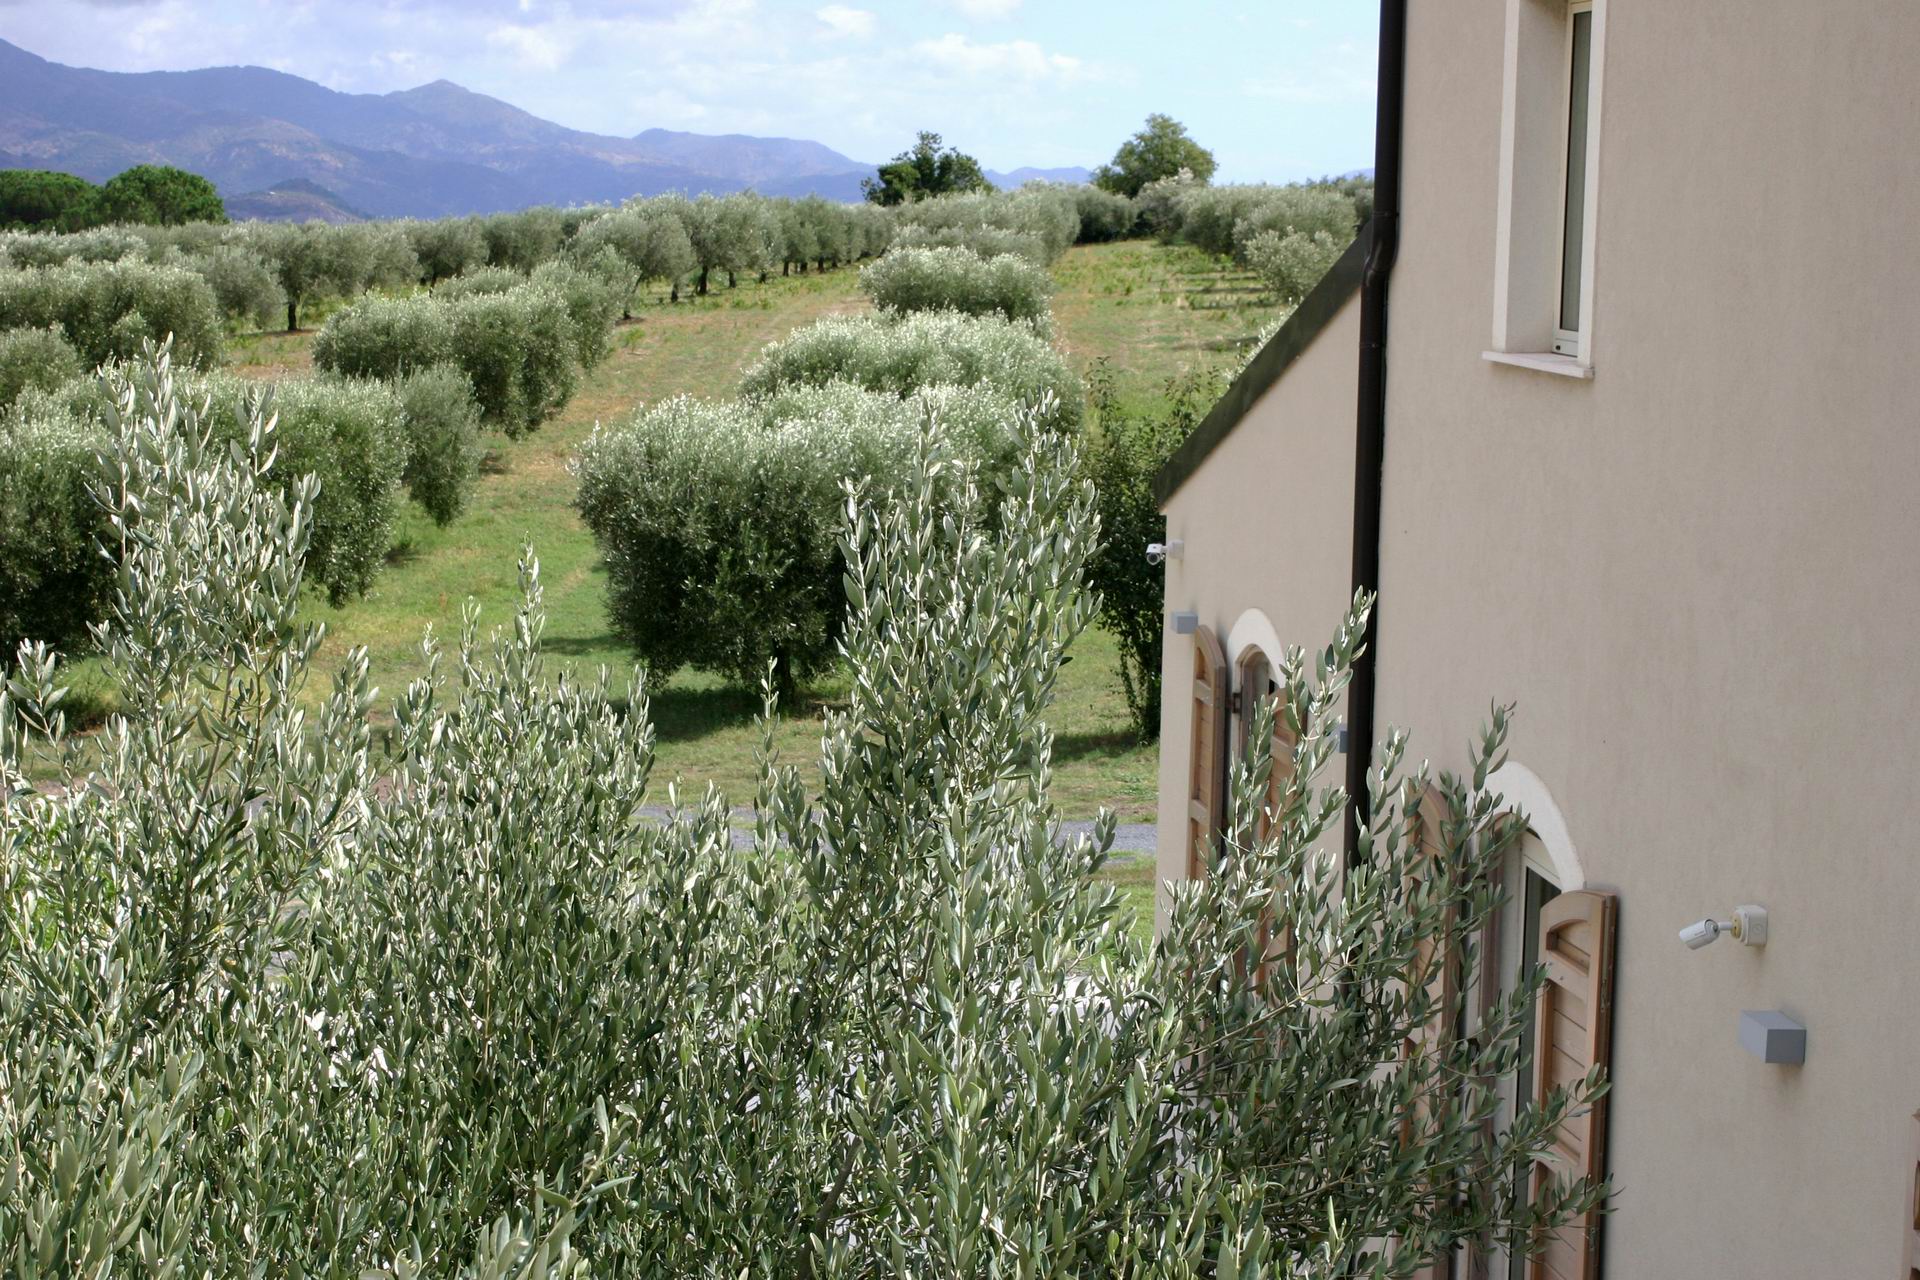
[
  {"x1": 1172, "y1": 611, "x2": 1199, "y2": 635},
  {"x1": 1739, "y1": 1010, "x2": 1806, "y2": 1064}
]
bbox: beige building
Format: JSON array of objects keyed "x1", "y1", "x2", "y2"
[{"x1": 1153, "y1": 2, "x2": 1920, "y2": 1275}]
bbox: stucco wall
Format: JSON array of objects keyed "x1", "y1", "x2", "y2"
[
  {"x1": 1154, "y1": 295, "x2": 1360, "y2": 927},
  {"x1": 1377, "y1": 1, "x2": 1920, "y2": 1274}
]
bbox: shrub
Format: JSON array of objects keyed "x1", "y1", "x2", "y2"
[
  {"x1": 1135, "y1": 168, "x2": 1205, "y2": 241},
  {"x1": 315, "y1": 286, "x2": 583, "y2": 435},
  {"x1": 1175, "y1": 184, "x2": 1282, "y2": 258},
  {"x1": 476, "y1": 206, "x2": 567, "y2": 272},
  {"x1": 11, "y1": 360, "x2": 411, "y2": 609},
  {"x1": 740, "y1": 309, "x2": 1082, "y2": 430},
  {"x1": 0, "y1": 259, "x2": 222, "y2": 366},
  {"x1": 859, "y1": 245, "x2": 1055, "y2": 327},
  {"x1": 1082, "y1": 362, "x2": 1225, "y2": 739},
  {"x1": 889, "y1": 222, "x2": 1048, "y2": 265},
  {"x1": 578, "y1": 381, "x2": 1032, "y2": 689},
  {"x1": 446, "y1": 285, "x2": 580, "y2": 436},
  {"x1": 1164, "y1": 181, "x2": 1365, "y2": 260},
  {"x1": 2, "y1": 358, "x2": 1605, "y2": 1271},
  {"x1": 241, "y1": 220, "x2": 394, "y2": 331},
  {"x1": 183, "y1": 243, "x2": 285, "y2": 329},
  {"x1": 0, "y1": 226, "x2": 145, "y2": 267},
  {"x1": 1244, "y1": 227, "x2": 1347, "y2": 305},
  {"x1": 1229, "y1": 183, "x2": 1362, "y2": 256},
  {"x1": 394, "y1": 362, "x2": 482, "y2": 526},
  {"x1": 1069, "y1": 183, "x2": 1139, "y2": 242},
  {"x1": 406, "y1": 216, "x2": 487, "y2": 285},
  {"x1": 0, "y1": 325, "x2": 82, "y2": 408},
  {"x1": 578, "y1": 392, "x2": 912, "y2": 690},
  {"x1": 529, "y1": 258, "x2": 620, "y2": 369},
  {"x1": 0, "y1": 404, "x2": 109, "y2": 656},
  {"x1": 435, "y1": 264, "x2": 526, "y2": 298},
  {"x1": 179, "y1": 371, "x2": 409, "y2": 605},
  {"x1": 310, "y1": 293, "x2": 455, "y2": 382},
  {"x1": 895, "y1": 187, "x2": 1080, "y2": 262},
  {"x1": 571, "y1": 203, "x2": 697, "y2": 312}
]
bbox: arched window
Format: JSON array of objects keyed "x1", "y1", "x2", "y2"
[{"x1": 1468, "y1": 773, "x2": 1616, "y2": 1280}]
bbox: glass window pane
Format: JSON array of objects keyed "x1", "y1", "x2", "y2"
[{"x1": 1559, "y1": 9, "x2": 1593, "y2": 335}]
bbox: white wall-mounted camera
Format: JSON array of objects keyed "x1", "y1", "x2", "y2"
[
  {"x1": 1145, "y1": 539, "x2": 1184, "y2": 567},
  {"x1": 1679, "y1": 904, "x2": 1768, "y2": 950}
]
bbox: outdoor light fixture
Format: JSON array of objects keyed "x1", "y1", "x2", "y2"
[
  {"x1": 1145, "y1": 539, "x2": 1183, "y2": 566},
  {"x1": 1678, "y1": 904, "x2": 1769, "y2": 950}
]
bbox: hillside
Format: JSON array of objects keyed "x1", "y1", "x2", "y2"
[
  {"x1": 224, "y1": 179, "x2": 368, "y2": 224},
  {"x1": 0, "y1": 38, "x2": 1088, "y2": 218}
]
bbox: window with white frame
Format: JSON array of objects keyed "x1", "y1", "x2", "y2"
[
  {"x1": 1488, "y1": 0, "x2": 1604, "y2": 374},
  {"x1": 1552, "y1": 3, "x2": 1595, "y2": 356}
]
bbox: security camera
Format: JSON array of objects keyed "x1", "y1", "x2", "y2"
[
  {"x1": 1145, "y1": 539, "x2": 1183, "y2": 567},
  {"x1": 1679, "y1": 917, "x2": 1725, "y2": 950},
  {"x1": 1679, "y1": 905, "x2": 1768, "y2": 951}
]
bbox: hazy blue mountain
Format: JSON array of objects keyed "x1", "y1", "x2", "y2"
[
  {"x1": 986, "y1": 166, "x2": 1094, "y2": 187},
  {"x1": 0, "y1": 38, "x2": 1088, "y2": 219},
  {"x1": 225, "y1": 179, "x2": 369, "y2": 224}
]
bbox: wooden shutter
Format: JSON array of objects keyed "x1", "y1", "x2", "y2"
[
  {"x1": 1524, "y1": 889, "x2": 1618, "y2": 1280},
  {"x1": 1401, "y1": 784, "x2": 1461, "y2": 1280},
  {"x1": 1185, "y1": 625, "x2": 1229, "y2": 881},
  {"x1": 1251, "y1": 714, "x2": 1299, "y2": 982},
  {"x1": 1903, "y1": 1110, "x2": 1920, "y2": 1278},
  {"x1": 1406, "y1": 785, "x2": 1461, "y2": 1062}
]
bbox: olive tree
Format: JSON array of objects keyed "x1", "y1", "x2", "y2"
[
  {"x1": 248, "y1": 221, "x2": 373, "y2": 331},
  {"x1": 1, "y1": 347, "x2": 1606, "y2": 1275},
  {"x1": 570, "y1": 203, "x2": 696, "y2": 315},
  {"x1": 409, "y1": 216, "x2": 488, "y2": 287}
]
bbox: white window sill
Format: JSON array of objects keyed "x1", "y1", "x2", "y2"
[{"x1": 1481, "y1": 350, "x2": 1594, "y2": 379}]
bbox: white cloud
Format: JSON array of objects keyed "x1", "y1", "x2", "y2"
[
  {"x1": 950, "y1": 0, "x2": 1020, "y2": 18},
  {"x1": 1241, "y1": 40, "x2": 1374, "y2": 104},
  {"x1": 912, "y1": 33, "x2": 1081, "y2": 82},
  {"x1": 485, "y1": 22, "x2": 572, "y2": 72},
  {"x1": 814, "y1": 4, "x2": 873, "y2": 38}
]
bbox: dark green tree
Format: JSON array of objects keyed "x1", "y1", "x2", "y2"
[
  {"x1": 861, "y1": 131, "x2": 993, "y2": 206},
  {"x1": 1083, "y1": 360, "x2": 1224, "y2": 739},
  {"x1": 94, "y1": 164, "x2": 227, "y2": 226},
  {"x1": 0, "y1": 169, "x2": 100, "y2": 230},
  {"x1": 1093, "y1": 113, "x2": 1218, "y2": 198}
]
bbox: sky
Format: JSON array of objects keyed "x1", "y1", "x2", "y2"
[{"x1": 0, "y1": 0, "x2": 1380, "y2": 182}]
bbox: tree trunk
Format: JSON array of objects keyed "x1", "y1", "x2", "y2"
[
  {"x1": 727, "y1": 270, "x2": 737, "y2": 289},
  {"x1": 671, "y1": 282, "x2": 680, "y2": 302},
  {"x1": 697, "y1": 266, "x2": 709, "y2": 296},
  {"x1": 286, "y1": 296, "x2": 298, "y2": 333}
]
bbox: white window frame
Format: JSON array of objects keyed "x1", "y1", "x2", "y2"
[
  {"x1": 1551, "y1": 1, "x2": 1596, "y2": 357},
  {"x1": 1458, "y1": 762, "x2": 1588, "y2": 1276},
  {"x1": 1487, "y1": 0, "x2": 1607, "y2": 376}
]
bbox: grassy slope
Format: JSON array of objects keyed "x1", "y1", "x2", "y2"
[{"x1": 207, "y1": 244, "x2": 1279, "y2": 935}]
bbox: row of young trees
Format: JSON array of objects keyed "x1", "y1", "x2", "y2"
[
  {"x1": 0, "y1": 169, "x2": 1368, "y2": 682},
  {"x1": 0, "y1": 184, "x2": 1115, "y2": 664},
  {"x1": 1141, "y1": 173, "x2": 1373, "y2": 303}
]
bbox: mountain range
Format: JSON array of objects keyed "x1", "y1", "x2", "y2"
[{"x1": 0, "y1": 38, "x2": 1091, "y2": 220}]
